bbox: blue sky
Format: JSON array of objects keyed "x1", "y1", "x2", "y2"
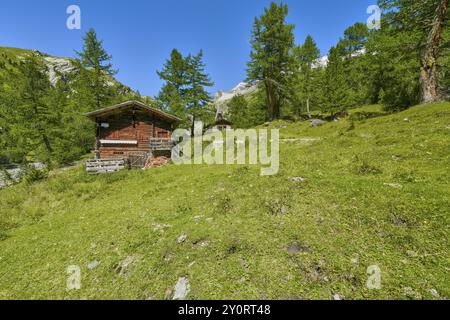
[{"x1": 0, "y1": 0, "x2": 375, "y2": 96}]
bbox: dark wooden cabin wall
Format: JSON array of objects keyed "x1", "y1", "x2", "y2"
[{"x1": 97, "y1": 110, "x2": 173, "y2": 159}]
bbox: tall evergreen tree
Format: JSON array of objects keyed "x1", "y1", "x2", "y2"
[
  {"x1": 321, "y1": 47, "x2": 351, "y2": 117},
  {"x1": 379, "y1": 0, "x2": 450, "y2": 103},
  {"x1": 76, "y1": 28, "x2": 117, "y2": 110},
  {"x1": 185, "y1": 50, "x2": 214, "y2": 120},
  {"x1": 247, "y1": 2, "x2": 297, "y2": 120},
  {"x1": 228, "y1": 94, "x2": 266, "y2": 128},
  {"x1": 340, "y1": 22, "x2": 369, "y2": 56},
  {"x1": 295, "y1": 35, "x2": 321, "y2": 117},
  {"x1": 338, "y1": 23, "x2": 371, "y2": 107},
  {"x1": 14, "y1": 53, "x2": 55, "y2": 163},
  {"x1": 157, "y1": 49, "x2": 213, "y2": 123},
  {"x1": 157, "y1": 49, "x2": 189, "y2": 117}
]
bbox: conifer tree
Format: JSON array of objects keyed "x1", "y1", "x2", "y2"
[
  {"x1": 157, "y1": 49, "x2": 213, "y2": 122},
  {"x1": 76, "y1": 28, "x2": 117, "y2": 110},
  {"x1": 14, "y1": 53, "x2": 55, "y2": 163},
  {"x1": 295, "y1": 35, "x2": 321, "y2": 117},
  {"x1": 157, "y1": 49, "x2": 189, "y2": 117},
  {"x1": 338, "y1": 23, "x2": 371, "y2": 107},
  {"x1": 185, "y1": 50, "x2": 214, "y2": 121},
  {"x1": 379, "y1": 0, "x2": 449, "y2": 103},
  {"x1": 321, "y1": 47, "x2": 351, "y2": 117},
  {"x1": 247, "y1": 2, "x2": 297, "y2": 120},
  {"x1": 228, "y1": 94, "x2": 266, "y2": 128}
]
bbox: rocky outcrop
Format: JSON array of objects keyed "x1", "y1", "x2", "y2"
[{"x1": 43, "y1": 56, "x2": 78, "y2": 86}]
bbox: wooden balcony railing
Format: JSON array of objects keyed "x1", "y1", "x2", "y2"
[{"x1": 150, "y1": 138, "x2": 174, "y2": 151}]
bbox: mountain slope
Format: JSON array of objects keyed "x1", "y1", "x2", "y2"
[
  {"x1": 0, "y1": 46, "x2": 133, "y2": 94},
  {"x1": 0, "y1": 102, "x2": 448, "y2": 299}
]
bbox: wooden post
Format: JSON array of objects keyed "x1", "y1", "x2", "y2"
[{"x1": 95, "y1": 118, "x2": 100, "y2": 159}]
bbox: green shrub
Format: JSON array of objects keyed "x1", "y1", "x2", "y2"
[
  {"x1": 24, "y1": 167, "x2": 48, "y2": 185},
  {"x1": 349, "y1": 111, "x2": 384, "y2": 121}
]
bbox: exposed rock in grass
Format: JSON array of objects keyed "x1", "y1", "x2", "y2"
[
  {"x1": 406, "y1": 250, "x2": 417, "y2": 257},
  {"x1": 164, "y1": 254, "x2": 173, "y2": 262},
  {"x1": 87, "y1": 261, "x2": 100, "y2": 270},
  {"x1": 309, "y1": 263, "x2": 329, "y2": 282},
  {"x1": 356, "y1": 161, "x2": 382, "y2": 175},
  {"x1": 177, "y1": 234, "x2": 188, "y2": 244},
  {"x1": 403, "y1": 287, "x2": 422, "y2": 300},
  {"x1": 206, "y1": 217, "x2": 214, "y2": 223},
  {"x1": 152, "y1": 223, "x2": 171, "y2": 232},
  {"x1": 333, "y1": 293, "x2": 345, "y2": 300},
  {"x1": 267, "y1": 198, "x2": 290, "y2": 215},
  {"x1": 384, "y1": 183, "x2": 403, "y2": 189},
  {"x1": 428, "y1": 288, "x2": 440, "y2": 298},
  {"x1": 238, "y1": 277, "x2": 247, "y2": 284},
  {"x1": 173, "y1": 276, "x2": 191, "y2": 300},
  {"x1": 289, "y1": 177, "x2": 307, "y2": 183},
  {"x1": 287, "y1": 243, "x2": 311, "y2": 254},
  {"x1": 194, "y1": 215, "x2": 203, "y2": 223},
  {"x1": 194, "y1": 239, "x2": 210, "y2": 248},
  {"x1": 164, "y1": 288, "x2": 173, "y2": 300},
  {"x1": 391, "y1": 215, "x2": 409, "y2": 227},
  {"x1": 310, "y1": 119, "x2": 326, "y2": 127},
  {"x1": 114, "y1": 256, "x2": 135, "y2": 276}
]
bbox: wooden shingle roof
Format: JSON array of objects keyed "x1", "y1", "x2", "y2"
[{"x1": 85, "y1": 100, "x2": 182, "y2": 123}]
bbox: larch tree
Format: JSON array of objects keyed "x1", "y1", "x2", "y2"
[
  {"x1": 76, "y1": 28, "x2": 117, "y2": 110},
  {"x1": 157, "y1": 49, "x2": 189, "y2": 118},
  {"x1": 379, "y1": 0, "x2": 450, "y2": 104},
  {"x1": 295, "y1": 35, "x2": 321, "y2": 117},
  {"x1": 322, "y1": 46, "x2": 351, "y2": 117},
  {"x1": 247, "y1": 2, "x2": 297, "y2": 120},
  {"x1": 185, "y1": 50, "x2": 214, "y2": 122},
  {"x1": 157, "y1": 49, "x2": 214, "y2": 126},
  {"x1": 14, "y1": 53, "x2": 55, "y2": 163}
]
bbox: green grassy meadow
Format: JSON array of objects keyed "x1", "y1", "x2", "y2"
[{"x1": 0, "y1": 103, "x2": 449, "y2": 299}]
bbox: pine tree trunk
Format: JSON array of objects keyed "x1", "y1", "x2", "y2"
[
  {"x1": 265, "y1": 80, "x2": 276, "y2": 120},
  {"x1": 420, "y1": 0, "x2": 449, "y2": 104},
  {"x1": 41, "y1": 133, "x2": 53, "y2": 154},
  {"x1": 306, "y1": 97, "x2": 311, "y2": 119}
]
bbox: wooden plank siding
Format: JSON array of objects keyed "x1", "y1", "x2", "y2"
[{"x1": 97, "y1": 109, "x2": 173, "y2": 159}]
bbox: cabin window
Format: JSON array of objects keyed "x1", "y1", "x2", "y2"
[
  {"x1": 100, "y1": 122, "x2": 109, "y2": 128},
  {"x1": 114, "y1": 152, "x2": 124, "y2": 155}
]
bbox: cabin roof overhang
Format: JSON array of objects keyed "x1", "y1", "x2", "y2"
[
  {"x1": 215, "y1": 119, "x2": 233, "y2": 126},
  {"x1": 85, "y1": 100, "x2": 182, "y2": 123}
]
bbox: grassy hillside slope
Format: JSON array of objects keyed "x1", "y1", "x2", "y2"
[
  {"x1": 0, "y1": 103, "x2": 449, "y2": 299},
  {"x1": 0, "y1": 46, "x2": 133, "y2": 93}
]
